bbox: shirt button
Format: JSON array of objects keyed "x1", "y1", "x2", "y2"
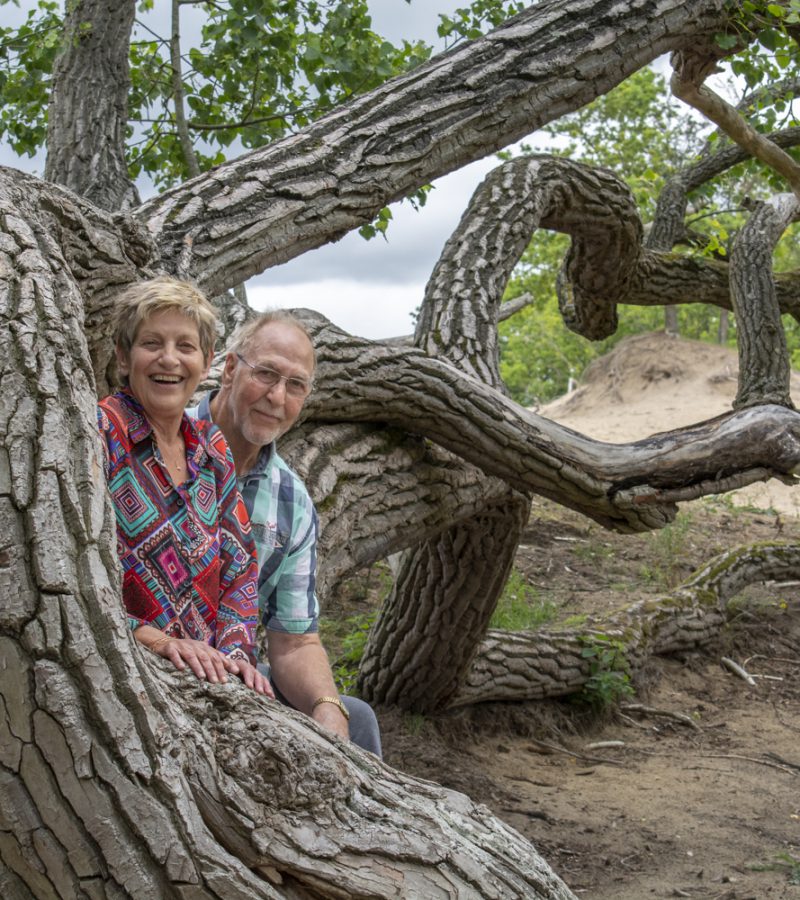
[{"x1": 176, "y1": 497, "x2": 184, "y2": 507}]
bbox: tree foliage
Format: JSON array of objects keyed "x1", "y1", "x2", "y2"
[
  {"x1": 499, "y1": 45, "x2": 800, "y2": 406},
  {"x1": 0, "y1": 0, "x2": 525, "y2": 188}
]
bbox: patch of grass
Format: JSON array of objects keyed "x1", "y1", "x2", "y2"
[
  {"x1": 404, "y1": 713, "x2": 427, "y2": 737},
  {"x1": 325, "y1": 612, "x2": 376, "y2": 694},
  {"x1": 749, "y1": 851, "x2": 800, "y2": 884},
  {"x1": 490, "y1": 568, "x2": 557, "y2": 631},
  {"x1": 576, "y1": 633, "x2": 634, "y2": 712},
  {"x1": 703, "y1": 493, "x2": 778, "y2": 517},
  {"x1": 573, "y1": 541, "x2": 615, "y2": 563},
  {"x1": 561, "y1": 613, "x2": 588, "y2": 629},
  {"x1": 640, "y1": 511, "x2": 694, "y2": 588}
]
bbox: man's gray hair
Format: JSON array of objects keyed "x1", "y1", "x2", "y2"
[{"x1": 226, "y1": 310, "x2": 316, "y2": 371}]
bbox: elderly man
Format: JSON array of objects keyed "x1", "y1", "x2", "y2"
[{"x1": 190, "y1": 311, "x2": 381, "y2": 755}]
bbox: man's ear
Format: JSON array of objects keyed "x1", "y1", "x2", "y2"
[{"x1": 220, "y1": 352, "x2": 238, "y2": 387}]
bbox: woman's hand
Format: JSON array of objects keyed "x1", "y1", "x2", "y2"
[
  {"x1": 223, "y1": 657, "x2": 275, "y2": 697},
  {"x1": 135, "y1": 626, "x2": 274, "y2": 695},
  {"x1": 135, "y1": 626, "x2": 230, "y2": 684}
]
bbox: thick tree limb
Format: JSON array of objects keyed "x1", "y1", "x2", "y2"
[
  {"x1": 134, "y1": 0, "x2": 731, "y2": 296},
  {"x1": 731, "y1": 194, "x2": 800, "y2": 409},
  {"x1": 626, "y1": 249, "x2": 800, "y2": 321},
  {"x1": 303, "y1": 313, "x2": 800, "y2": 532},
  {"x1": 454, "y1": 542, "x2": 800, "y2": 706}
]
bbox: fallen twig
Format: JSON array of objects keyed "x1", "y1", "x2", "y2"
[
  {"x1": 702, "y1": 753, "x2": 797, "y2": 775},
  {"x1": 501, "y1": 806, "x2": 555, "y2": 823},
  {"x1": 618, "y1": 712, "x2": 649, "y2": 731},
  {"x1": 620, "y1": 703, "x2": 701, "y2": 731},
  {"x1": 744, "y1": 653, "x2": 800, "y2": 667},
  {"x1": 528, "y1": 737, "x2": 626, "y2": 768},
  {"x1": 585, "y1": 740, "x2": 625, "y2": 750},
  {"x1": 764, "y1": 751, "x2": 800, "y2": 772},
  {"x1": 720, "y1": 656, "x2": 757, "y2": 686}
]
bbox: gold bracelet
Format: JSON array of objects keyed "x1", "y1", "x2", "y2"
[
  {"x1": 148, "y1": 635, "x2": 173, "y2": 654},
  {"x1": 311, "y1": 695, "x2": 350, "y2": 721}
]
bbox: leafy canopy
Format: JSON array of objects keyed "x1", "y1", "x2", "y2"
[{"x1": 0, "y1": 0, "x2": 524, "y2": 191}]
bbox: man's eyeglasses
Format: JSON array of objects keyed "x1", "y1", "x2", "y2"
[{"x1": 236, "y1": 353, "x2": 312, "y2": 398}]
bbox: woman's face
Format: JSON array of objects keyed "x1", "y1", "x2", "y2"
[{"x1": 117, "y1": 309, "x2": 211, "y2": 424}]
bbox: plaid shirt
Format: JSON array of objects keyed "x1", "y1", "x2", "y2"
[
  {"x1": 98, "y1": 390, "x2": 259, "y2": 661},
  {"x1": 191, "y1": 392, "x2": 320, "y2": 641}
]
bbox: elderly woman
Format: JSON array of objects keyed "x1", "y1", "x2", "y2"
[{"x1": 97, "y1": 276, "x2": 272, "y2": 695}]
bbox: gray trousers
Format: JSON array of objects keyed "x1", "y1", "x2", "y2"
[{"x1": 257, "y1": 663, "x2": 382, "y2": 758}]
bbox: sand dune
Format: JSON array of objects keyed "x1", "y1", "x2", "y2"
[{"x1": 539, "y1": 331, "x2": 800, "y2": 517}]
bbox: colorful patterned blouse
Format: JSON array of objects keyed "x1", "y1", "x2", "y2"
[{"x1": 97, "y1": 390, "x2": 258, "y2": 662}]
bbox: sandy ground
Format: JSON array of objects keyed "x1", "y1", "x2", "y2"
[{"x1": 540, "y1": 331, "x2": 800, "y2": 518}]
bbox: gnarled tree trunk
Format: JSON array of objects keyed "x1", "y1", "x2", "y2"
[{"x1": 0, "y1": 178, "x2": 575, "y2": 899}]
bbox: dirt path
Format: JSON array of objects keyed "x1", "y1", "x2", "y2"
[{"x1": 379, "y1": 497, "x2": 800, "y2": 898}]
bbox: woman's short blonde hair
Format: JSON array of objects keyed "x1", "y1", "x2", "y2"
[{"x1": 112, "y1": 276, "x2": 218, "y2": 359}]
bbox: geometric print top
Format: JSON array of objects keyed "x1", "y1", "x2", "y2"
[
  {"x1": 191, "y1": 391, "x2": 320, "y2": 641},
  {"x1": 97, "y1": 390, "x2": 259, "y2": 663}
]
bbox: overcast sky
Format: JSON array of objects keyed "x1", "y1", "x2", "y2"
[
  {"x1": 252, "y1": 1, "x2": 510, "y2": 338},
  {"x1": 1, "y1": 1, "x2": 516, "y2": 339}
]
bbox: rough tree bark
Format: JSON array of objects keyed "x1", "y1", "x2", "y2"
[
  {"x1": 44, "y1": 0, "x2": 140, "y2": 211},
  {"x1": 4, "y1": 0, "x2": 800, "y2": 894},
  {"x1": 359, "y1": 155, "x2": 539, "y2": 711},
  {"x1": 731, "y1": 195, "x2": 800, "y2": 409}
]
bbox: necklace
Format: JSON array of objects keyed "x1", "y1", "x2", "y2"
[{"x1": 155, "y1": 434, "x2": 186, "y2": 475}]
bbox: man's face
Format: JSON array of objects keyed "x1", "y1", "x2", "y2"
[{"x1": 220, "y1": 321, "x2": 315, "y2": 449}]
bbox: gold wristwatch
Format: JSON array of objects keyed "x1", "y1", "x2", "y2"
[{"x1": 311, "y1": 695, "x2": 350, "y2": 720}]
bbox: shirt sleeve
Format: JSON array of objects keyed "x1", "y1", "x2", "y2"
[
  {"x1": 209, "y1": 431, "x2": 259, "y2": 663},
  {"x1": 261, "y1": 502, "x2": 320, "y2": 635}
]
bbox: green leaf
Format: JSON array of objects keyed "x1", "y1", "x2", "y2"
[{"x1": 714, "y1": 33, "x2": 738, "y2": 50}]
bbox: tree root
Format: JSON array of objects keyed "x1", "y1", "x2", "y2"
[{"x1": 452, "y1": 541, "x2": 800, "y2": 708}]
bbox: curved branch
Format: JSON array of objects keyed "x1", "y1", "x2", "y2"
[
  {"x1": 672, "y1": 66, "x2": 800, "y2": 198},
  {"x1": 731, "y1": 194, "x2": 800, "y2": 409},
  {"x1": 133, "y1": 0, "x2": 731, "y2": 295},
  {"x1": 360, "y1": 161, "x2": 538, "y2": 711},
  {"x1": 454, "y1": 541, "x2": 800, "y2": 706},
  {"x1": 301, "y1": 312, "x2": 800, "y2": 533},
  {"x1": 625, "y1": 250, "x2": 800, "y2": 320}
]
